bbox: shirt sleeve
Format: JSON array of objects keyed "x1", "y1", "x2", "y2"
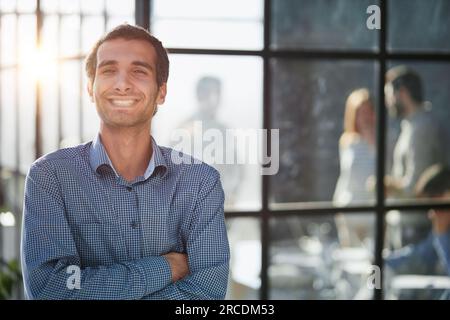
[
  {"x1": 402, "y1": 122, "x2": 441, "y2": 196},
  {"x1": 143, "y1": 168, "x2": 230, "y2": 300},
  {"x1": 433, "y1": 232, "x2": 450, "y2": 276},
  {"x1": 21, "y1": 163, "x2": 172, "y2": 300},
  {"x1": 385, "y1": 233, "x2": 438, "y2": 275}
]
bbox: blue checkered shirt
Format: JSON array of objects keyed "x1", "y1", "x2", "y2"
[{"x1": 21, "y1": 134, "x2": 230, "y2": 300}]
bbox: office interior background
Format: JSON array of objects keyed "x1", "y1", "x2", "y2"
[{"x1": 0, "y1": 0, "x2": 450, "y2": 300}]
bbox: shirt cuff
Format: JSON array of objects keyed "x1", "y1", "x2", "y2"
[{"x1": 137, "y1": 256, "x2": 172, "y2": 296}]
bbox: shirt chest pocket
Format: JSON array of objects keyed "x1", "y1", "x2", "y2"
[
  {"x1": 71, "y1": 222, "x2": 128, "y2": 267},
  {"x1": 65, "y1": 192, "x2": 127, "y2": 266},
  {"x1": 65, "y1": 189, "x2": 118, "y2": 225}
]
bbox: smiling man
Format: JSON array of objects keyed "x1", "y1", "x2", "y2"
[{"x1": 21, "y1": 24, "x2": 230, "y2": 300}]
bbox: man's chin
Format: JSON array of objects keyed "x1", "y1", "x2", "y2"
[{"x1": 103, "y1": 118, "x2": 148, "y2": 129}]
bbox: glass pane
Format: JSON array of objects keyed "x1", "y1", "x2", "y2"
[
  {"x1": 106, "y1": 15, "x2": 134, "y2": 31},
  {"x1": 0, "y1": 0, "x2": 16, "y2": 12},
  {"x1": 57, "y1": 0, "x2": 80, "y2": 14},
  {"x1": 385, "y1": 62, "x2": 450, "y2": 203},
  {"x1": 41, "y1": 15, "x2": 58, "y2": 58},
  {"x1": 151, "y1": 0, "x2": 263, "y2": 50},
  {"x1": 270, "y1": 214, "x2": 375, "y2": 299},
  {"x1": 384, "y1": 211, "x2": 450, "y2": 299},
  {"x1": 106, "y1": 0, "x2": 134, "y2": 16},
  {"x1": 81, "y1": 0, "x2": 104, "y2": 15},
  {"x1": 18, "y1": 68, "x2": 36, "y2": 174},
  {"x1": 41, "y1": 0, "x2": 58, "y2": 14},
  {"x1": 0, "y1": 69, "x2": 17, "y2": 169},
  {"x1": 388, "y1": 0, "x2": 450, "y2": 53},
  {"x1": 60, "y1": 60, "x2": 81, "y2": 147},
  {"x1": 271, "y1": 0, "x2": 379, "y2": 51},
  {"x1": 270, "y1": 59, "x2": 378, "y2": 206},
  {"x1": 0, "y1": 14, "x2": 17, "y2": 66},
  {"x1": 81, "y1": 62, "x2": 99, "y2": 142},
  {"x1": 60, "y1": 15, "x2": 81, "y2": 57},
  {"x1": 40, "y1": 68, "x2": 59, "y2": 154},
  {"x1": 18, "y1": 14, "x2": 36, "y2": 65},
  {"x1": 81, "y1": 15, "x2": 105, "y2": 54},
  {"x1": 152, "y1": 54, "x2": 262, "y2": 211},
  {"x1": 39, "y1": 15, "x2": 59, "y2": 154},
  {"x1": 16, "y1": 14, "x2": 36, "y2": 171},
  {"x1": 226, "y1": 217, "x2": 260, "y2": 300},
  {"x1": 40, "y1": 60, "x2": 59, "y2": 155},
  {"x1": 17, "y1": 0, "x2": 36, "y2": 13}
]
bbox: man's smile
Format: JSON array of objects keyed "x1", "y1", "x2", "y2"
[{"x1": 108, "y1": 98, "x2": 139, "y2": 108}]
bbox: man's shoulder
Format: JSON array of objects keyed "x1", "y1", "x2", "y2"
[
  {"x1": 158, "y1": 145, "x2": 221, "y2": 182},
  {"x1": 412, "y1": 109, "x2": 438, "y2": 128},
  {"x1": 30, "y1": 142, "x2": 91, "y2": 173}
]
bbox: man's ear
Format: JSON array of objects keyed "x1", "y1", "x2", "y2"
[
  {"x1": 87, "y1": 81, "x2": 94, "y2": 103},
  {"x1": 156, "y1": 83, "x2": 167, "y2": 105}
]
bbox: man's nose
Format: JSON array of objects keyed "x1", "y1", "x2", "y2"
[{"x1": 114, "y1": 72, "x2": 132, "y2": 93}]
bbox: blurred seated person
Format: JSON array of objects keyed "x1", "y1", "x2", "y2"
[
  {"x1": 385, "y1": 164, "x2": 450, "y2": 299},
  {"x1": 333, "y1": 88, "x2": 376, "y2": 247}
]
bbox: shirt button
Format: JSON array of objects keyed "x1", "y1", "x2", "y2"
[
  {"x1": 126, "y1": 186, "x2": 132, "y2": 191},
  {"x1": 131, "y1": 221, "x2": 139, "y2": 229}
]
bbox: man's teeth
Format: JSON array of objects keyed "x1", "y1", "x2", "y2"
[{"x1": 111, "y1": 100, "x2": 136, "y2": 107}]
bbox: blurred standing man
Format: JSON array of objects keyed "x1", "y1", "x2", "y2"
[
  {"x1": 384, "y1": 66, "x2": 447, "y2": 198},
  {"x1": 21, "y1": 24, "x2": 230, "y2": 299},
  {"x1": 175, "y1": 76, "x2": 243, "y2": 207},
  {"x1": 384, "y1": 65, "x2": 448, "y2": 247}
]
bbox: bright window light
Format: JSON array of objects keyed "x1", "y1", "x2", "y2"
[{"x1": 0, "y1": 211, "x2": 16, "y2": 227}]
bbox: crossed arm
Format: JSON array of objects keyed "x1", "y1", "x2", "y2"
[{"x1": 21, "y1": 164, "x2": 229, "y2": 300}]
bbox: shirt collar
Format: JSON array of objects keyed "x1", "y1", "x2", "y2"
[{"x1": 89, "y1": 133, "x2": 167, "y2": 180}]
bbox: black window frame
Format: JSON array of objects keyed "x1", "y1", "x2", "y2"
[
  {"x1": 1, "y1": 0, "x2": 449, "y2": 300},
  {"x1": 136, "y1": 0, "x2": 450, "y2": 300}
]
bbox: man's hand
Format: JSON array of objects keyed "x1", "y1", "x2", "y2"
[{"x1": 163, "y1": 252, "x2": 190, "y2": 282}]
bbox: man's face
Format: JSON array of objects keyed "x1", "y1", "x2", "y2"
[
  {"x1": 88, "y1": 38, "x2": 166, "y2": 129},
  {"x1": 198, "y1": 85, "x2": 221, "y2": 117},
  {"x1": 384, "y1": 82, "x2": 405, "y2": 118}
]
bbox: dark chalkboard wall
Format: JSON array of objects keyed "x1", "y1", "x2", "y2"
[
  {"x1": 270, "y1": 60, "x2": 378, "y2": 203},
  {"x1": 268, "y1": 0, "x2": 450, "y2": 205},
  {"x1": 388, "y1": 0, "x2": 450, "y2": 52},
  {"x1": 271, "y1": 0, "x2": 380, "y2": 51}
]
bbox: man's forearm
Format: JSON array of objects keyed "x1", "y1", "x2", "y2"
[
  {"x1": 24, "y1": 255, "x2": 172, "y2": 300},
  {"x1": 142, "y1": 262, "x2": 229, "y2": 300}
]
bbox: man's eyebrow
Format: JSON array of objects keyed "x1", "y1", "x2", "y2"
[
  {"x1": 97, "y1": 60, "x2": 153, "y2": 71},
  {"x1": 97, "y1": 60, "x2": 117, "y2": 69}
]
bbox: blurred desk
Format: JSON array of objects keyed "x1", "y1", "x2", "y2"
[{"x1": 392, "y1": 275, "x2": 450, "y2": 290}]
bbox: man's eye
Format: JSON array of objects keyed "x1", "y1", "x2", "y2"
[
  {"x1": 101, "y1": 69, "x2": 115, "y2": 74},
  {"x1": 134, "y1": 69, "x2": 148, "y2": 75}
]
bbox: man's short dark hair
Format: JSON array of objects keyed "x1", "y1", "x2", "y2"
[
  {"x1": 415, "y1": 164, "x2": 450, "y2": 197},
  {"x1": 85, "y1": 24, "x2": 169, "y2": 87},
  {"x1": 386, "y1": 65, "x2": 423, "y2": 103}
]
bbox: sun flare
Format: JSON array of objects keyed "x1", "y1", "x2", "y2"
[{"x1": 18, "y1": 45, "x2": 58, "y2": 83}]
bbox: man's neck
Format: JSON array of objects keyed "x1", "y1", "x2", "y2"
[{"x1": 99, "y1": 124, "x2": 153, "y2": 182}]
